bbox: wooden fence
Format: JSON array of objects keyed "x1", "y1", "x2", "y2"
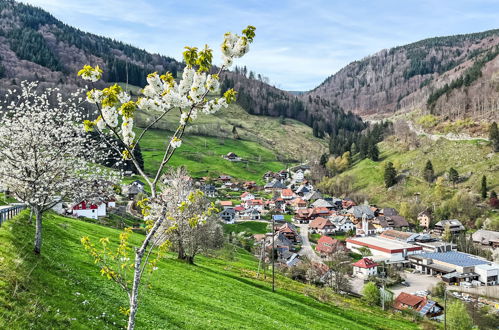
[{"x1": 0, "y1": 204, "x2": 26, "y2": 227}]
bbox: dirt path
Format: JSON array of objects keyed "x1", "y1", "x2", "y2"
[{"x1": 406, "y1": 121, "x2": 489, "y2": 142}]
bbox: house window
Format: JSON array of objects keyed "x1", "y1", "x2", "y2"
[{"x1": 92, "y1": 210, "x2": 95, "y2": 213}]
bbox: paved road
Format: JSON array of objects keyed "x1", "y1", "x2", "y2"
[{"x1": 296, "y1": 223, "x2": 324, "y2": 265}]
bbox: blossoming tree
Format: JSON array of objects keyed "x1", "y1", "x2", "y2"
[
  {"x1": 0, "y1": 82, "x2": 117, "y2": 254},
  {"x1": 78, "y1": 26, "x2": 255, "y2": 329}
]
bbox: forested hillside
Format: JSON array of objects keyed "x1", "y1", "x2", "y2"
[
  {"x1": 0, "y1": 0, "x2": 181, "y2": 90},
  {"x1": 308, "y1": 29, "x2": 499, "y2": 121}
]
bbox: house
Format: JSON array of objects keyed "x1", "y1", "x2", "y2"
[
  {"x1": 352, "y1": 258, "x2": 378, "y2": 278},
  {"x1": 224, "y1": 152, "x2": 241, "y2": 162},
  {"x1": 418, "y1": 210, "x2": 432, "y2": 229},
  {"x1": 245, "y1": 199, "x2": 264, "y2": 211},
  {"x1": 293, "y1": 169, "x2": 304, "y2": 183},
  {"x1": 281, "y1": 188, "x2": 294, "y2": 200},
  {"x1": 219, "y1": 208, "x2": 236, "y2": 223},
  {"x1": 311, "y1": 199, "x2": 334, "y2": 209},
  {"x1": 263, "y1": 171, "x2": 276, "y2": 182},
  {"x1": 379, "y1": 207, "x2": 398, "y2": 217},
  {"x1": 348, "y1": 205, "x2": 375, "y2": 220},
  {"x1": 316, "y1": 236, "x2": 344, "y2": 256},
  {"x1": 240, "y1": 192, "x2": 255, "y2": 202},
  {"x1": 278, "y1": 222, "x2": 300, "y2": 243},
  {"x1": 394, "y1": 292, "x2": 443, "y2": 318},
  {"x1": 294, "y1": 185, "x2": 310, "y2": 196},
  {"x1": 303, "y1": 191, "x2": 323, "y2": 201},
  {"x1": 264, "y1": 179, "x2": 286, "y2": 192},
  {"x1": 434, "y1": 219, "x2": 465, "y2": 236},
  {"x1": 219, "y1": 201, "x2": 233, "y2": 209},
  {"x1": 342, "y1": 198, "x2": 356, "y2": 209},
  {"x1": 218, "y1": 175, "x2": 232, "y2": 182},
  {"x1": 243, "y1": 181, "x2": 257, "y2": 190},
  {"x1": 290, "y1": 197, "x2": 307, "y2": 210},
  {"x1": 309, "y1": 217, "x2": 336, "y2": 235},
  {"x1": 72, "y1": 200, "x2": 107, "y2": 219},
  {"x1": 294, "y1": 207, "x2": 332, "y2": 224},
  {"x1": 266, "y1": 232, "x2": 294, "y2": 255},
  {"x1": 373, "y1": 215, "x2": 410, "y2": 232},
  {"x1": 330, "y1": 215, "x2": 355, "y2": 233},
  {"x1": 239, "y1": 208, "x2": 261, "y2": 220},
  {"x1": 124, "y1": 180, "x2": 145, "y2": 200},
  {"x1": 200, "y1": 184, "x2": 216, "y2": 198},
  {"x1": 226, "y1": 182, "x2": 241, "y2": 191},
  {"x1": 278, "y1": 170, "x2": 289, "y2": 181},
  {"x1": 472, "y1": 230, "x2": 499, "y2": 248}
]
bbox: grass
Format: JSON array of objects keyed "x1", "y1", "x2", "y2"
[
  {"x1": 138, "y1": 128, "x2": 286, "y2": 183},
  {"x1": 337, "y1": 137, "x2": 499, "y2": 208},
  {"x1": 0, "y1": 212, "x2": 421, "y2": 329},
  {"x1": 223, "y1": 221, "x2": 269, "y2": 234},
  {"x1": 0, "y1": 193, "x2": 17, "y2": 206}
]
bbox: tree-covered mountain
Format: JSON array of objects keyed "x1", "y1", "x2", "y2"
[
  {"x1": 0, "y1": 0, "x2": 181, "y2": 90},
  {"x1": 307, "y1": 29, "x2": 499, "y2": 120}
]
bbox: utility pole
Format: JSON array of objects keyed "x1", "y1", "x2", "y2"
[
  {"x1": 272, "y1": 216, "x2": 275, "y2": 292},
  {"x1": 444, "y1": 288, "x2": 447, "y2": 330}
]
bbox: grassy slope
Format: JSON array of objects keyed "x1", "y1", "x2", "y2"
[
  {"x1": 337, "y1": 137, "x2": 498, "y2": 210},
  {"x1": 223, "y1": 221, "x2": 268, "y2": 234},
  {"x1": 0, "y1": 212, "x2": 419, "y2": 329},
  {"x1": 131, "y1": 94, "x2": 327, "y2": 182},
  {"x1": 139, "y1": 129, "x2": 285, "y2": 183}
]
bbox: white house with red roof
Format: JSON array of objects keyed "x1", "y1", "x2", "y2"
[
  {"x1": 219, "y1": 201, "x2": 233, "y2": 209},
  {"x1": 352, "y1": 258, "x2": 379, "y2": 278},
  {"x1": 245, "y1": 199, "x2": 264, "y2": 211},
  {"x1": 240, "y1": 192, "x2": 255, "y2": 202},
  {"x1": 72, "y1": 200, "x2": 107, "y2": 219},
  {"x1": 280, "y1": 188, "x2": 294, "y2": 200}
]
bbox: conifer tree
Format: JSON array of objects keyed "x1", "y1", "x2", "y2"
[
  {"x1": 384, "y1": 161, "x2": 397, "y2": 188},
  {"x1": 489, "y1": 121, "x2": 499, "y2": 152},
  {"x1": 448, "y1": 167, "x2": 459, "y2": 187},
  {"x1": 481, "y1": 175, "x2": 487, "y2": 199},
  {"x1": 423, "y1": 160, "x2": 434, "y2": 183},
  {"x1": 368, "y1": 140, "x2": 379, "y2": 161}
]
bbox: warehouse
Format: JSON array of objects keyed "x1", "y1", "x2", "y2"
[{"x1": 346, "y1": 236, "x2": 422, "y2": 263}]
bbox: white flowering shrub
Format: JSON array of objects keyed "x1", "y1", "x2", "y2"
[
  {"x1": 78, "y1": 26, "x2": 255, "y2": 330},
  {"x1": 0, "y1": 81, "x2": 118, "y2": 254}
]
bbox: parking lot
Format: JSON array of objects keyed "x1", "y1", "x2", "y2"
[{"x1": 389, "y1": 272, "x2": 440, "y2": 296}]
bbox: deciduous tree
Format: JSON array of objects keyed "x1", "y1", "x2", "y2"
[
  {"x1": 447, "y1": 300, "x2": 473, "y2": 330},
  {"x1": 362, "y1": 281, "x2": 380, "y2": 306},
  {"x1": 79, "y1": 27, "x2": 256, "y2": 330},
  {"x1": 0, "y1": 82, "x2": 116, "y2": 254}
]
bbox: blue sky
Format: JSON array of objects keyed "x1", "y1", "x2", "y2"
[{"x1": 22, "y1": 0, "x2": 499, "y2": 91}]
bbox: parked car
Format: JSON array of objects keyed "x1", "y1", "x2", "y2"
[{"x1": 401, "y1": 281, "x2": 410, "y2": 287}]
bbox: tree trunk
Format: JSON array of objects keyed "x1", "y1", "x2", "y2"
[
  {"x1": 186, "y1": 255, "x2": 194, "y2": 265},
  {"x1": 177, "y1": 242, "x2": 185, "y2": 260},
  {"x1": 127, "y1": 249, "x2": 143, "y2": 330},
  {"x1": 34, "y1": 207, "x2": 42, "y2": 254}
]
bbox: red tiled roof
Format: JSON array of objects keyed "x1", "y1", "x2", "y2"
[
  {"x1": 316, "y1": 236, "x2": 342, "y2": 254},
  {"x1": 309, "y1": 217, "x2": 335, "y2": 229},
  {"x1": 240, "y1": 192, "x2": 252, "y2": 198},
  {"x1": 352, "y1": 257, "x2": 378, "y2": 269},
  {"x1": 248, "y1": 199, "x2": 264, "y2": 205},
  {"x1": 220, "y1": 201, "x2": 233, "y2": 206},
  {"x1": 281, "y1": 189, "x2": 293, "y2": 197},
  {"x1": 394, "y1": 292, "x2": 427, "y2": 311},
  {"x1": 234, "y1": 206, "x2": 245, "y2": 212}
]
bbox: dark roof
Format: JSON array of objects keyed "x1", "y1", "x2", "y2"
[
  {"x1": 381, "y1": 207, "x2": 399, "y2": 216},
  {"x1": 351, "y1": 205, "x2": 375, "y2": 219}
]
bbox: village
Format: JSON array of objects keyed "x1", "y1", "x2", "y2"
[{"x1": 2, "y1": 155, "x2": 497, "y2": 323}]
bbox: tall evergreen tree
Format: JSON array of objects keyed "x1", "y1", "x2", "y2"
[
  {"x1": 423, "y1": 160, "x2": 434, "y2": 183},
  {"x1": 448, "y1": 167, "x2": 459, "y2": 187},
  {"x1": 489, "y1": 121, "x2": 499, "y2": 152},
  {"x1": 367, "y1": 140, "x2": 379, "y2": 161},
  {"x1": 384, "y1": 161, "x2": 397, "y2": 188},
  {"x1": 481, "y1": 175, "x2": 487, "y2": 199}
]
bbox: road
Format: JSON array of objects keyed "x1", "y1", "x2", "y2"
[
  {"x1": 406, "y1": 121, "x2": 488, "y2": 142},
  {"x1": 296, "y1": 223, "x2": 324, "y2": 265}
]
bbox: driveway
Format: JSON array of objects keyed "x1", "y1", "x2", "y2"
[
  {"x1": 390, "y1": 272, "x2": 440, "y2": 296},
  {"x1": 296, "y1": 223, "x2": 324, "y2": 265}
]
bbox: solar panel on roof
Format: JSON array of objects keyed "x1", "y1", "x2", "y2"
[{"x1": 419, "y1": 301, "x2": 435, "y2": 315}]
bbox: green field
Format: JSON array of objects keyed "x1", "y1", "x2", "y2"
[
  {"x1": 138, "y1": 129, "x2": 286, "y2": 182},
  {"x1": 0, "y1": 212, "x2": 421, "y2": 329},
  {"x1": 223, "y1": 221, "x2": 269, "y2": 234}
]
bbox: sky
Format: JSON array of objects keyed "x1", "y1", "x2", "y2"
[{"x1": 21, "y1": 0, "x2": 499, "y2": 91}]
